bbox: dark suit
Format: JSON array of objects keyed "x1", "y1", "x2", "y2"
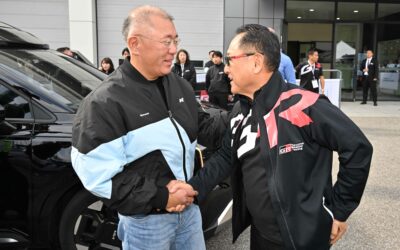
[{"x1": 360, "y1": 57, "x2": 379, "y2": 103}]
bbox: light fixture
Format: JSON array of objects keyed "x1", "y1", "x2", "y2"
[
  {"x1": 297, "y1": 16, "x2": 302, "y2": 19},
  {"x1": 336, "y1": 17, "x2": 340, "y2": 20},
  {"x1": 353, "y1": 10, "x2": 359, "y2": 13},
  {"x1": 309, "y1": 9, "x2": 315, "y2": 12}
]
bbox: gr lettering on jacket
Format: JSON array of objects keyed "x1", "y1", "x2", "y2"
[{"x1": 233, "y1": 89, "x2": 319, "y2": 158}]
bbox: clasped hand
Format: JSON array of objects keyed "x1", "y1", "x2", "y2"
[{"x1": 165, "y1": 180, "x2": 198, "y2": 212}]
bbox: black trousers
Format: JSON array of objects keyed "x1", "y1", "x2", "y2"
[
  {"x1": 362, "y1": 77, "x2": 377, "y2": 103},
  {"x1": 209, "y1": 92, "x2": 229, "y2": 110},
  {"x1": 250, "y1": 226, "x2": 285, "y2": 250}
]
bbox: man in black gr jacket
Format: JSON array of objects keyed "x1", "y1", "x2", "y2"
[
  {"x1": 179, "y1": 24, "x2": 373, "y2": 250},
  {"x1": 206, "y1": 51, "x2": 232, "y2": 109},
  {"x1": 360, "y1": 50, "x2": 379, "y2": 106}
]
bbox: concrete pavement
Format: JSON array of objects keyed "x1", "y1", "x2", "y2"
[{"x1": 206, "y1": 101, "x2": 400, "y2": 250}]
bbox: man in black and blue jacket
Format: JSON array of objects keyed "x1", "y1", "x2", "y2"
[
  {"x1": 185, "y1": 24, "x2": 373, "y2": 250},
  {"x1": 71, "y1": 6, "x2": 227, "y2": 250}
]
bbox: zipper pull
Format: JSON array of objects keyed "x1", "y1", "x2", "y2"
[{"x1": 168, "y1": 110, "x2": 173, "y2": 118}]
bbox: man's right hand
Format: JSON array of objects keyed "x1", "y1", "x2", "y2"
[{"x1": 165, "y1": 180, "x2": 198, "y2": 212}]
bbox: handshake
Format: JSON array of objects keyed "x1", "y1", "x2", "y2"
[{"x1": 165, "y1": 180, "x2": 198, "y2": 212}]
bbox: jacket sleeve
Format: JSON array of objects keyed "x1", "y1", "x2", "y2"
[
  {"x1": 206, "y1": 69, "x2": 211, "y2": 91},
  {"x1": 197, "y1": 101, "x2": 229, "y2": 149},
  {"x1": 309, "y1": 97, "x2": 373, "y2": 221},
  {"x1": 189, "y1": 129, "x2": 233, "y2": 203},
  {"x1": 71, "y1": 95, "x2": 168, "y2": 214},
  {"x1": 189, "y1": 65, "x2": 197, "y2": 86},
  {"x1": 374, "y1": 59, "x2": 379, "y2": 79}
]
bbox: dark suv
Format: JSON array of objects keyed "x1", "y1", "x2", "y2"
[{"x1": 0, "y1": 22, "x2": 231, "y2": 250}]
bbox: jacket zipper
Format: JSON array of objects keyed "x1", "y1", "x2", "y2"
[
  {"x1": 168, "y1": 110, "x2": 188, "y2": 182},
  {"x1": 254, "y1": 103, "x2": 297, "y2": 249}
]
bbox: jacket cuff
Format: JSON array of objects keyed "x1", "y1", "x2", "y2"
[
  {"x1": 150, "y1": 186, "x2": 169, "y2": 209},
  {"x1": 332, "y1": 208, "x2": 349, "y2": 222}
]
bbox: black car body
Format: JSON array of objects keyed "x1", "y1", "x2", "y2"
[{"x1": 0, "y1": 22, "x2": 232, "y2": 250}]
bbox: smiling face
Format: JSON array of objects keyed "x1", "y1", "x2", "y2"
[{"x1": 128, "y1": 14, "x2": 178, "y2": 80}]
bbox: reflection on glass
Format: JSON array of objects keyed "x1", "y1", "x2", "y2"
[
  {"x1": 286, "y1": 1, "x2": 334, "y2": 20},
  {"x1": 378, "y1": 3, "x2": 400, "y2": 21},
  {"x1": 337, "y1": 2, "x2": 375, "y2": 21},
  {"x1": 0, "y1": 50, "x2": 102, "y2": 112}
]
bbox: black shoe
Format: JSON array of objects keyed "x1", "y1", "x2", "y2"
[
  {"x1": 374, "y1": 102, "x2": 377, "y2": 106},
  {"x1": 360, "y1": 102, "x2": 367, "y2": 104}
]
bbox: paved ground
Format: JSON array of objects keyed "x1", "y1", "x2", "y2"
[{"x1": 206, "y1": 101, "x2": 400, "y2": 250}]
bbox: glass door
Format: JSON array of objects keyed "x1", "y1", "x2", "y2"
[{"x1": 334, "y1": 23, "x2": 361, "y2": 100}]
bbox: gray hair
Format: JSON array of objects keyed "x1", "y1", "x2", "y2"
[{"x1": 122, "y1": 5, "x2": 174, "y2": 41}]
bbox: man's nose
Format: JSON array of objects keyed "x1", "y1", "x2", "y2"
[{"x1": 224, "y1": 64, "x2": 230, "y2": 74}]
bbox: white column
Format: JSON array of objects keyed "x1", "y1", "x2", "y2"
[{"x1": 68, "y1": 0, "x2": 97, "y2": 65}]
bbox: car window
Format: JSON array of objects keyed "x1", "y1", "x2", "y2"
[
  {"x1": 0, "y1": 84, "x2": 31, "y2": 119},
  {"x1": 0, "y1": 49, "x2": 103, "y2": 112}
]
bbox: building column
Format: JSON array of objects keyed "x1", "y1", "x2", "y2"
[
  {"x1": 68, "y1": 0, "x2": 97, "y2": 64},
  {"x1": 223, "y1": 0, "x2": 284, "y2": 52}
]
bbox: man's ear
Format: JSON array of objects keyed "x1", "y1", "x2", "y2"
[
  {"x1": 127, "y1": 36, "x2": 139, "y2": 55},
  {"x1": 253, "y1": 54, "x2": 263, "y2": 74}
]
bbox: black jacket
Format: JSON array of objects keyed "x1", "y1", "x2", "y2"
[
  {"x1": 72, "y1": 60, "x2": 203, "y2": 216},
  {"x1": 189, "y1": 71, "x2": 372, "y2": 249},
  {"x1": 360, "y1": 57, "x2": 379, "y2": 80},
  {"x1": 206, "y1": 63, "x2": 231, "y2": 94},
  {"x1": 172, "y1": 62, "x2": 197, "y2": 88}
]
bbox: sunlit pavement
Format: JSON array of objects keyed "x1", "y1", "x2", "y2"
[{"x1": 206, "y1": 101, "x2": 400, "y2": 250}]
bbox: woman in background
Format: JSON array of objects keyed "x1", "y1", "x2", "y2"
[
  {"x1": 99, "y1": 57, "x2": 115, "y2": 75},
  {"x1": 172, "y1": 49, "x2": 196, "y2": 88}
]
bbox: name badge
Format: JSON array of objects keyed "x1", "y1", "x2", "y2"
[{"x1": 312, "y1": 79, "x2": 319, "y2": 88}]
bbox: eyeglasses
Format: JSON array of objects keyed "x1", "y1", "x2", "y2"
[
  {"x1": 135, "y1": 34, "x2": 180, "y2": 48},
  {"x1": 224, "y1": 53, "x2": 256, "y2": 66}
]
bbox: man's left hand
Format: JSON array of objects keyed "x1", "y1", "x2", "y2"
[{"x1": 330, "y1": 219, "x2": 348, "y2": 245}]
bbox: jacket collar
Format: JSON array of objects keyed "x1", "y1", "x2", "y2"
[
  {"x1": 119, "y1": 59, "x2": 161, "y2": 84},
  {"x1": 238, "y1": 71, "x2": 283, "y2": 116}
]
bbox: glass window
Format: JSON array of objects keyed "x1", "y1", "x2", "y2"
[
  {"x1": 377, "y1": 23, "x2": 400, "y2": 69},
  {"x1": 337, "y1": 2, "x2": 375, "y2": 21},
  {"x1": 0, "y1": 84, "x2": 31, "y2": 119},
  {"x1": 286, "y1": 1, "x2": 335, "y2": 21},
  {"x1": 378, "y1": 3, "x2": 400, "y2": 21},
  {"x1": 0, "y1": 50, "x2": 103, "y2": 112}
]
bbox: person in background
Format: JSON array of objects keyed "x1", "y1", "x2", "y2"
[
  {"x1": 172, "y1": 49, "x2": 197, "y2": 88},
  {"x1": 57, "y1": 47, "x2": 74, "y2": 57},
  {"x1": 267, "y1": 27, "x2": 296, "y2": 84},
  {"x1": 360, "y1": 49, "x2": 379, "y2": 106},
  {"x1": 296, "y1": 48, "x2": 325, "y2": 94},
  {"x1": 119, "y1": 47, "x2": 131, "y2": 65},
  {"x1": 99, "y1": 57, "x2": 115, "y2": 75},
  {"x1": 205, "y1": 51, "x2": 231, "y2": 110},
  {"x1": 279, "y1": 51, "x2": 296, "y2": 84},
  {"x1": 204, "y1": 50, "x2": 214, "y2": 72}
]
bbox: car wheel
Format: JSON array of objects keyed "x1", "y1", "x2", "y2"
[{"x1": 58, "y1": 189, "x2": 121, "y2": 250}]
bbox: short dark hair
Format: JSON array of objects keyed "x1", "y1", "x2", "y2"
[
  {"x1": 121, "y1": 47, "x2": 129, "y2": 55},
  {"x1": 212, "y1": 51, "x2": 223, "y2": 58},
  {"x1": 235, "y1": 24, "x2": 280, "y2": 72},
  {"x1": 308, "y1": 48, "x2": 318, "y2": 57},
  {"x1": 175, "y1": 49, "x2": 190, "y2": 64}
]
